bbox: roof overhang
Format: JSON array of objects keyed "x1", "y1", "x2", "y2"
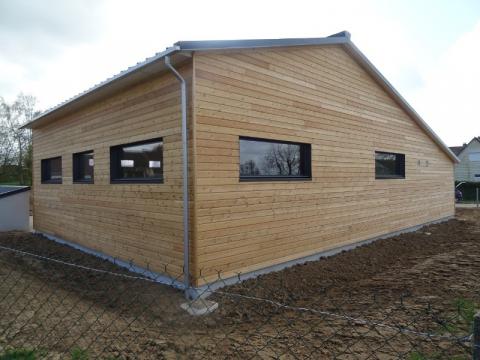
[
  {"x1": 22, "y1": 32, "x2": 459, "y2": 163},
  {"x1": 22, "y1": 47, "x2": 191, "y2": 129}
]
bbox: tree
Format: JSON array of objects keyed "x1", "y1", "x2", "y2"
[
  {"x1": 262, "y1": 143, "x2": 300, "y2": 176},
  {"x1": 0, "y1": 94, "x2": 40, "y2": 185}
]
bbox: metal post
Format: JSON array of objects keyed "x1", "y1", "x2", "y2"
[
  {"x1": 473, "y1": 312, "x2": 480, "y2": 360},
  {"x1": 165, "y1": 55, "x2": 190, "y2": 298},
  {"x1": 476, "y1": 188, "x2": 479, "y2": 208}
]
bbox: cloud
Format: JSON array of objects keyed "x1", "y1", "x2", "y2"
[
  {"x1": 0, "y1": 0, "x2": 104, "y2": 104},
  {"x1": 411, "y1": 21, "x2": 480, "y2": 146},
  {"x1": 0, "y1": 0, "x2": 478, "y2": 146}
]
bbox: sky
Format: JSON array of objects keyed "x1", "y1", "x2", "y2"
[{"x1": 0, "y1": 0, "x2": 479, "y2": 146}]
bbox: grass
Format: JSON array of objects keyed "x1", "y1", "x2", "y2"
[
  {"x1": 0, "y1": 349, "x2": 36, "y2": 360},
  {"x1": 408, "y1": 298, "x2": 477, "y2": 360},
  {"x1": 0, "y1": 348, "x2": 99, "y2": 360}
]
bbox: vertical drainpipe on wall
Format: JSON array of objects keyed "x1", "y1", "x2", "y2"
[{"x1": 165, "y1": 55, "x2": 191, "y2": 299}]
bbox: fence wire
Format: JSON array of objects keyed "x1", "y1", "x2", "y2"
[{"x1": 0, "y1": 239, "x2": 477, "y2": 359}]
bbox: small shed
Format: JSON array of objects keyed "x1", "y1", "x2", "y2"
[{"x1": 0, "y1": 186, "x2": 31, "y2": 232}]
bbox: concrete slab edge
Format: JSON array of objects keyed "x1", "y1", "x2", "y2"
[
  {"x1": 35, "y1": 214, "x2": 453, "y2": 299},
  {"x1": 35, "y1": 231, "x2": 185, "y2": 291},
  {"x1": 191, "y1": 215, "x2": 454, "y2": 298}
]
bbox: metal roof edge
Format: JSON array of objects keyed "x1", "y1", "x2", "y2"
[
  {"x1": 342, "y1": 40, "x2": 460, "y2": 164},
  {"x1": 22, "y1": 46, "x2": 180, "y2": 129},
  {"x1": 175, "y1": 36, "x2": 348, "y2": 51},
  {"x1": 0, "y1": 186, "x2": 31, "y2": 199}
]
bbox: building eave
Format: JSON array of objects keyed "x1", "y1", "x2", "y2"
[
  {"x1": 21, "y1": 32, "x2": 458, "y2": 164},
  {"x1": 341, "y1": 40, "x2": 459, "y2": 164}
]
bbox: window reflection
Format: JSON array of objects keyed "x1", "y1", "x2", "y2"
[
  {"x1": 240, "y1": 138, "x2": 310, "y2": 178},
  {"x1": 73, "y1": 151, "x2": 94, "y2": 183},
  {"x1": 375, "y1": 151, "x2": 405, "y2": 179},
  {"x1": 111, "y1": 139, "x2": 163, "y2": 182}
]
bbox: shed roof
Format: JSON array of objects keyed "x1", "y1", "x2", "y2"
[
  {"x1": 22, "y1": 31, "x2": 459, "y2": 163},
  {"x1": 0, "y1": 186, "x2": 30, "y2": 199}
]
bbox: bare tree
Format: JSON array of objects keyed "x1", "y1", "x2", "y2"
[
  {"x1": 262, "y1": 143, "x2": 300, "y2": 176},
  {"x1": 240, "y1": 159, "x2": 260, "y2": 176},
  {"x1": 0, "y1": 94, "x2": 39, "y2": 185}
]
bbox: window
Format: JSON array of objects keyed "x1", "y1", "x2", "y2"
[
  {"x1": 375, "y1": 151, "x2": 405, "y2": 179},
  {"x1": 469, "y1": 152, "x2": 480, "y2": 161},
  {"x1": 110, "y1": 138, "x2": 163, "y2": 183},
  {"x1": 239, "y1": 137, "x2": 311, "y2": 181},
  {"x1": 73, "y1": 151, "x2": 94, "y2": 183},
  {"x1": 41, "y1": 157, "x2": 62, "y2": 184}
]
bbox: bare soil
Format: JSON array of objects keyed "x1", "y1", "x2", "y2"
[{"x1": 0, "y1": 209, "x2": 479, "y2": 359}]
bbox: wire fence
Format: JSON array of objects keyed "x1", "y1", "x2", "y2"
[{"x1": 0, "y1": 238, "x2": 478, "y2": 359}]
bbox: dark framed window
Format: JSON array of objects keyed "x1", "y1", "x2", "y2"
[
  {"x1": 239, "y1": 136, "x2": 311, "y2": 181},
  {"x1": 375, "y1": 151, "x2": 405, "y2": 179},
  {"x1": 110, "y1": 138, "x2": 163, "y2": 183},
  {"x1": 41, "y1": 157, "x2": 62, "y2": 184},
  {"x1": 73, "y1": 150, "x2": 94, "y2": 183}
]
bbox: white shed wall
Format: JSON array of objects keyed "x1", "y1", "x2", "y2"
[{"x1": 0, "y1": 191, "x2": 31, "y2": 231}]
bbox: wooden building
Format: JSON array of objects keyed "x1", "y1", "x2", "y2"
[{"x1": 24, "y1": 32, "x2": 459, "y2": 294}]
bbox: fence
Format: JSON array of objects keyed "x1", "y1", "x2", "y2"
[{"x1": 0, "y1": 239, "x2": 478, "y2": 359}]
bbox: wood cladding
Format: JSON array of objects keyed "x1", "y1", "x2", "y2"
[
  {"x1": 192, "y1": 45, "x2": 454, "y2": 284},
  {"x1": 32, "y1": 45, "x2": 454, "y2": 287},
  {"x1": 33, "y1": 63, "x2": 194, "y2": 278}
]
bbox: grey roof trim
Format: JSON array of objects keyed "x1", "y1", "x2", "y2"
[
  {"x1": 175, "y1": 34, "x2": 349, "y2": 51},
  {"x1": 22, "y1": 31, "x2": 457, "y2": 164},
  {"x1": 343, "y1": 41, "x2": 459, "y2": 164},
  {"x1": 0, "y1": 186, "x2": 31, "y2": 199},
  {"x1": 23, "y1": 33, "x2": 351, "y2": 129},
  {"x1": 22, "y1": 46, "x2": 180, "y2": 129}
]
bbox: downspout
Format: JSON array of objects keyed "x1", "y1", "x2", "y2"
[{"x1": 165, "y1": 55, "x2": 191, "y2": 298}]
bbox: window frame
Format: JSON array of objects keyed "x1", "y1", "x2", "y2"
[
  {"x1": 239, "y1": 136, "x2": 312, "y2": 182},
  {"x1": 110, "y1": 137, "x2": 164, "y2": 184},
  {"x1": 41, "y1": 156, "x2": 62, "y2": 184},
  {"x1": 72, "y1": 150, "x2": 94, "y2": 184},
  {"x1": 375, "y1": 151, "x2": 405, "y2": 180}
]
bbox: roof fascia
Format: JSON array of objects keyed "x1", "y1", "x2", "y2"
[
  {"x1": 22, "y1": 46, "x2": 181, "y2": 129},
  {"x1": 343, "y1": 40, "x2": 459, "y2": 164}
]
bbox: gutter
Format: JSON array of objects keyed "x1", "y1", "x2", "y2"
[
  {"x1": 164, "y1": 55, "x2": 191, "y2": 298},
  {"x1": 22, "y1": 46, "x2": 180, "y2": 129}
]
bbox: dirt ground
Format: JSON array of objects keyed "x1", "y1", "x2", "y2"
[{"x1": 0, "y1": 209, "x2": 479, "y2": 359}]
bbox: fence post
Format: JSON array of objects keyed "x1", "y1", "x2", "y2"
[
  {"x1": 476, "y1": 188, "x2": 479, "y2": 208},
  {"x1": 473, "y1": 312, "x2": 480, "y2": 360}
]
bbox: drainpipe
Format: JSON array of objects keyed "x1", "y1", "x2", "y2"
[{"x1": 165, "y1": 55, "x2": 190, "y2": 298}]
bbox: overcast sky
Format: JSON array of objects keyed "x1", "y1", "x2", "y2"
[{"x1": 0, "y1": 0, "x2": 479, "y2": 146}]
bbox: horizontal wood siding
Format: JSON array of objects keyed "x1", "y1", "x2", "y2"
[
  {"x1": 193, "y1": 45, "x2": 454, "y2": 284},
  {"x1": 32, "y1": 62, "x2": 193, "y2": 278}
]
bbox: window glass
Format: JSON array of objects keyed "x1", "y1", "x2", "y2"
[
  {"x1": 469, "y1": 152, "x2": 480, "y2": 161},
  {"x1": 111, "y1": 139, "x2": 163, "y2": 182},
  {"x1": 240, "y1": 137, "x2": 311, "y2": 179},
  {"x1": 375, "y1": 151, "x2": 405, "y2": 179},
  {"x1": 73, "y1": 151, "x2": 94, "y2": 183},
  {"x1": 41, "y1": 157, "x2": 62, "y2": 184}
]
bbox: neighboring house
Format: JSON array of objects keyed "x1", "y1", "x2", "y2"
[
  {"x1": 449, "y1": 137, "x2": 480, "y2": 183},
  {"x1": 23, "y1": 31, "x2": 458, "y2": 295}
]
